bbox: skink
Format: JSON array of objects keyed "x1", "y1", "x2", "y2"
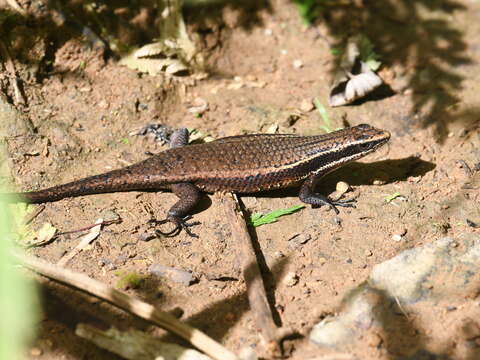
[{"x1": 8, "y1": 123, "x2": 390, "y2": 237}]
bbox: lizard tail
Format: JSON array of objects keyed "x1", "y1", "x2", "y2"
[{"x1": 5, "y1": 168, "x2": 158, "y2": 204}]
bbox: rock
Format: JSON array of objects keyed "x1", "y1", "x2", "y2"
[
  {"x1": 149, "y1": 264, "x2": 198, "y2": 286},
  {"x1": 288, "y1": 233, "x2": 311, "y2": 249},
  {"x1": 310, "y1": 285, "x2": 382, "y2": 348},
  {"x1": 369, "y1": 237, "x2": 453, "y2": 303},
  {"x1": 293, "y1": 59, "x2": 304, "y2": 69},
  {"x1": 311, "y1": 235, "x2": 480, "y2": 355},
  {"x1": 283, "y1": 272, "x2": 299, "y2": 287},
  {"x1": 368, "y1": 236, "x2": 480, "y2": 304},
  {"x1": 391, "y1": 234, "x2": 403, "y2": 242},
  {"x1": 336, "y1": 181, "x2": 350, "y2": 195},
  {"x1": 138, "y1": 232, "x2": 155, "y2": 242},
  {"x1": 30, "y1": 348, "x2": 42, "y2": 356},
  {"x1": 300, "y1": 98, "x2": 314, "y2": 112}
]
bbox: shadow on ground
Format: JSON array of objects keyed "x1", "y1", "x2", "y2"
[
  {"x1": 306, "y1": 0, "x2": 475, "y2": 143},
  {"x1": 1, "y1": 0, "x2": 477, "y2": 142}
]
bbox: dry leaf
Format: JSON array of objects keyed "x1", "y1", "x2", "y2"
[
  {"x1": 186, "y1": 98, "x2": 208, "y2": 114},
  {"x1": 119, "y1": 1, "x2": 196, "y2": 77},
  {"x1": 329, "y1": 35, "x2": 383, "y2": 107},
  {"x1": 57, "y1": 218, "x2": 103, "y2": 266},
  {"x1": 29, "y1": 223, "x2": 57, "y2": 247}
]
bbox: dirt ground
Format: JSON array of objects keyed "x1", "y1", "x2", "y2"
[{"x1": 1, "y1": 0, "x2": 480, "y2": 359}]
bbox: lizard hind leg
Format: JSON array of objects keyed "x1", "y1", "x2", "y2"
[{"x1": 152, "y1": 182, "x2": 202, "y2": 238}]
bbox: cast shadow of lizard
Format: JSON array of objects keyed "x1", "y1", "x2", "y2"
[{"x1": 248, "y1": 156, "x2": 436, "y2": 202}]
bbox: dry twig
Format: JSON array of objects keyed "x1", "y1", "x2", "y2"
[
  {"x1": 14, "y1": 253, "x2": 238, "y2": 360},
  {"x1": 219, "y1": 192, "x2": 292, "y2": 358},
  {"x1": 57, "y1": 218, "x2": 103, "y2": 266},
  {"x1": 22, "y1": 205, "x2": 45, "y2": 226},
  {"x1": 76, "y1": 324, "x2": 212, "y2": 360},
  {"x1": 0, "y1": 39, "x2": 26, "y2": 106}
]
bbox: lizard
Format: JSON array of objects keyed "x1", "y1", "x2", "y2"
[{"x1": 5, "y1": 123, "x2": 390, "y2": 237}]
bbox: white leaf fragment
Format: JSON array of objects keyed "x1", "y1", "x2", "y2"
[{"x1": 329, "y1": 35, "x2": 383, "y2": 107}]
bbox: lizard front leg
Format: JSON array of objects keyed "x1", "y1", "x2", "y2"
[{"x1": 299, "y1": 174, "x2": 355, "y2": 214}]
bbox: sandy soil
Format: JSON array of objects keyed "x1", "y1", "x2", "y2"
[{"x1": 1, "y1": 0, "x2": 480, "y2": 359}]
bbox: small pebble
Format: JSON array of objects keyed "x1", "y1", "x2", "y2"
[
  {"x1": 284, "y1": 272, "x2": 299, "y2": 287},
  {"x1": 264, "y1": 28, "x2": 273, "y2": 36},
  {"x1": 332, "y1": 216, "x2": 342, "y2": 226},
  {"x1": 98, "y1": 259, "x2": 107, "y2": 267},
  {"x1": 273, "y1": 251, "x2": 285, "y2": 259},
  {"x1": 367, "y1": 333, "x2": 383, "y2": 348},
  {"x1": 392, "y1": 234, "x2": 403, "y2": 242},
  {"x1": 30, "y1": 348, "x2": 42, "y2": 356},
  {"x1": 408, "y1": 176, "x2": 422, "y2": 183},
  {"x1": 373, "y1": 179, "x2": 386, "y2": 185},
  {"x1": 365, "y1": 250, "x2": 373, "y2": 257},
  {"x1": 266, "y1": 123, "x2": 279, "y2": 134},
  {"x1": 293, "y1": 59, "x2": 304, "y2": 69},
  {"x1": 150, "y1": 264, "x2": 197, "y2": 286},
  {"x1": 288, "y1": 233, "x2": 311, "y2": 249},
  {"x1": 336, "y1": 181, "x2": 350, "y2": 195},
  {"x1": 79, "y1": 86, "x2": 92, "y2": 92},
  {"x1": 98, "y1": 100, "x2": 109, "y2": 109},
  {"x1": 372, "y1": 170, "x2": 390, "y2": 185},
  {"x1": 300, "y1": 98, "x2": 314, "y2": 112},
  {"x1": 138, "y1": 232, "x2": 155, "y2": 242}
]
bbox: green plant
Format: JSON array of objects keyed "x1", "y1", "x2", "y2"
[
  {"x1": 357, "y1": 35, "x2": 382, "y2": 71},
  {"x1": 249, "y1": 205, "x2": 305, "y2": 227},
  {"x1": 0, "y1": 194, "x2": 39, "y2": 359},
  {"x1": 314, "y1": 98, "x2": 341, "y2": 133},
  {"x1": 294, "y1": 0, "x2": 321, "y2": 26}
]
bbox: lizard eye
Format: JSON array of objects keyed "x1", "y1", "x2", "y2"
[{"x1": 357, "y1": 142, "x2": 372, "y2": 151}]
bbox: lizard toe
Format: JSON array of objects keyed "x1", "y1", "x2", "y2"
[{"x1": 152, "y1": 215, "x2": 200, "y2": 238}]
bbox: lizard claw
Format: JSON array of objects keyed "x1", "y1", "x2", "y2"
[
  {"x1": 327, "y1": 197, "x2": 356, "y2": 214},
  {"x1": 151, "y1": 215, "x2": 200, "y2": 238}
]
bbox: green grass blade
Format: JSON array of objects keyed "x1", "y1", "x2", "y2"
[{"x1": 250, "y1": 205, "x2": 305, "y2": 227}]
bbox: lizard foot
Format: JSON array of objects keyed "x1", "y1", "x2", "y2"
[
  {"x1": 150, "y1": 215, "x2": 200, "y2": 238},
  {"x1": 325, "y1": 197, "x2": 356, "y2": 214}
]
